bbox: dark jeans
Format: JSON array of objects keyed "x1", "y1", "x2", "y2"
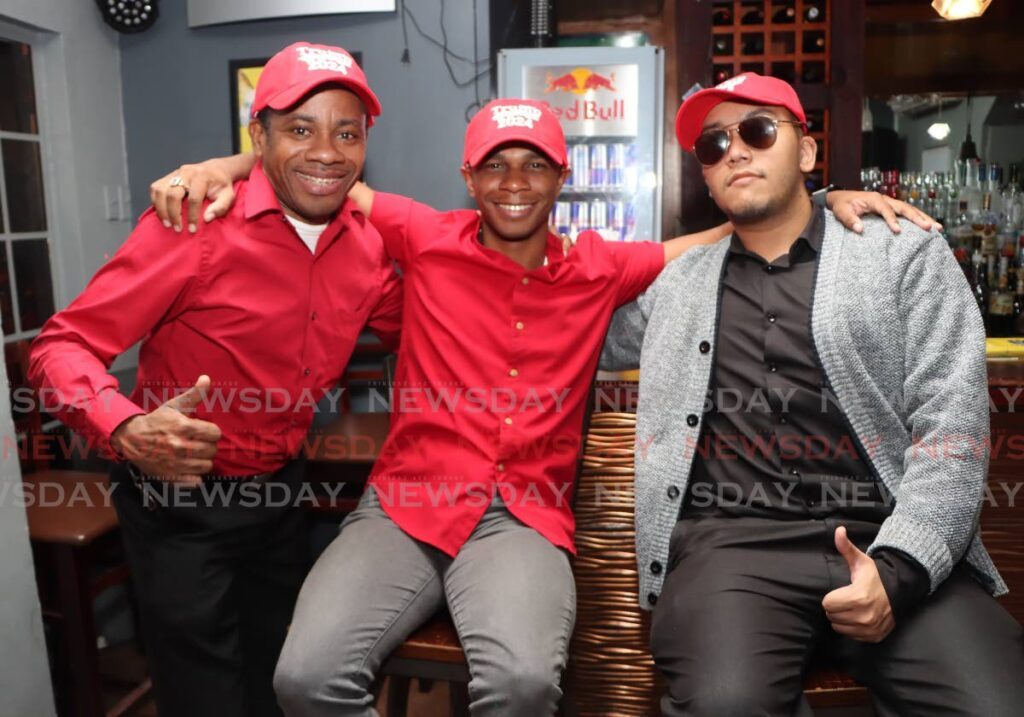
[
  {"x1": 110, "y1": 462, "x2": 309, "y2": 717},
  {"x1": 651, "y1": 516, "x2": 1024, "y2": 717}
]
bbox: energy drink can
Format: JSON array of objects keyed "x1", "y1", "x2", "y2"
[
  {"x1": 589, "y1": 143, "x2": 608, "y2": 188},
  {"x1": 608, "y1": 143, "x2": 627, "y2": 188},
  {"x1": 609, "y1": 200, "x2": 626, "y2": 240},
  {"x1": 590, "y1": 199, "x2": 608, "y2": 230},
  {"x1": 554, "y1": 201, "x2": 572, "y2": 236},
  {"x1": 570, "y1": 201, "x2": 589, "y2": 234},
  {"x1": 571, "y1": 144, "x2": 590, "y2": 190}
]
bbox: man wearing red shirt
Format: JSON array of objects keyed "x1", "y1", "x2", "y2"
[
  {"x1": 28, "y1": 43, "x2": 401, "y2": 717},
  {"x1": 152, "y1": 98, "x2": 930, "y2": 716}
]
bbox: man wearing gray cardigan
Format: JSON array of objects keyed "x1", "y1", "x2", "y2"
[{"x1": 601, "y1": 73, "x2": 1024, "y2": 716}]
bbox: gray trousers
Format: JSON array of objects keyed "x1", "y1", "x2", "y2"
[{"x1": 273, "y1": 489, "x2": 577, "y2": 716}]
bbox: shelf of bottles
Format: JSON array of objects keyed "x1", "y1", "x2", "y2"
[
  {"x1": 862, "y1": 163, "x2": 1024, "y2": 337},
  {"x1": 711, "y1": 0, "x2": 830, "y2": 190},
  {"x1": 549, "y1": 138, "x2": 641, "y2": 242}
]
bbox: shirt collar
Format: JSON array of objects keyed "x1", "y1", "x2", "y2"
[
  {"x1": 728, "y1": 201, "x2": 824, "y2": 260},
  {"x1": 242, "y1": 161, "x2": 366, "y2": 233}
]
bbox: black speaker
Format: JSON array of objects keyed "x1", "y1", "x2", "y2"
[{"x1": 95, "y1": 0, "x2": 159, "y2": 34}]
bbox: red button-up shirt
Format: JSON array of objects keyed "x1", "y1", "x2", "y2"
[
  {"x1": 29, "y1": 164, "x2": 402, "y2": 475},
  {"x1": 368, "y1": 193, "x2": 663, "y2": 555}
]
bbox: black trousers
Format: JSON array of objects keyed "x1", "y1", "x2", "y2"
[
  {"x1": 110, "y1": 462, "x2": 309, "y2": 717},
  {"x1": 651, "y1": 516, "x2": 1024, "y2": 717}
]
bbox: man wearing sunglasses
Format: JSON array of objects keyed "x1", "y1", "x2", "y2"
[{"x1": 602, "y1": 73, "x2": 1024, "y2": 716}]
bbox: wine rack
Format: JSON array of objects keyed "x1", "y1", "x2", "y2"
[{"x1": 710, "y1": 0, "x2": 831, "y2": 189}]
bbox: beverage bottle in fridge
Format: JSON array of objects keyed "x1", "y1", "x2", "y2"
[
  {"x1": 609, "y1": 200, "x2": 627, "y2": 242},
  {"x1": 608, "y1": 144, "x2": 626, "y2": 189}
]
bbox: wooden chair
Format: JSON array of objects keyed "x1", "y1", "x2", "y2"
[{"x1": 6, "y1": 340, "x2": 151, "y2": 717}]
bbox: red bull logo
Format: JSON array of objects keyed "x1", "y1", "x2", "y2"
[{"x1": 544, "y1": 68, "x2": 617, "y2": 95}]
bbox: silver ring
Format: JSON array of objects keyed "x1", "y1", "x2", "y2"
[{"x1": 169, "y1": 176, "x2": 190, "y2": 197}]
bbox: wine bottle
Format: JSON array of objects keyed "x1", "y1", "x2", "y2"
[
  {"x1": 772, "y1": 3, "x2": 796, "y2": 23},
  {"x1": 804, "y1": 2, "x2": 825, "y2": 22}
]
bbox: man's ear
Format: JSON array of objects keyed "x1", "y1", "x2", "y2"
[
  {"x1": 557, "y1": 165, "x2": 571, "y2": 194},
  {"x1": 249, "y1": 119, "x2": 267, "y2": 159},
  {"x1": 798, "y1": 135, "x2": 817, "y2": 174},
  {"x1": 461, "y1": 164, "x2": 476, "y2": 200}
]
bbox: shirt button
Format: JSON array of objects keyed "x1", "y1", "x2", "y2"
[
  {"x1": 667, "y1": 485, "x2": 680, "y2": 500},
  {"x1": 515, "y1": 321, "x2": 525, "y2": 331},
  {"x1": 647, "y1": 592, "x2": 658, "y2": 606},
  {"x1": 509, "y1": 368, "x2": 519, "y2": 377},
  {"x1": 650, "y1": 561, "x2": 663, "y2": 575},
  {"x1": 686, "y1": 414, "x2": 699, "y2": 427},
  {"x1": 521, "y1": 277, "x2": 530, "y2": 285},
  {"x1": 768, "y1": 363, "x2": 778, "y2": 373},
  {"x1": 497, "y1": 463, "x2": 505, "y2": 472},
  {"x1": 699, "y1": 341, "x2": 711, "y2": 354},
  {"x1": 767, "y1": 313, "x2": 777, "y2": 323},
  {"x1": 504, "y1": 417, "x2": 513, "y2": 426},
  {"x1": 779, "y1": 415, "x2": 788, "y2": 425},
  {"x1": 766, "y1": 265, "x2": 775, "y2": 273},
  {"x1": 303, "y1": 368, "x2": 311, "y2": 376},
  {"x1": 790, "y1": 467, "x2": 800, "y2": 476}
]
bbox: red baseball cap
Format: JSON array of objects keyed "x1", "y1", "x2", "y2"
[
  {"x1": 251, "y1": 42, "x2": 382, "y2": 126},
  {"x1": 675, "y1": 73, "x2": 807, "y2": 152},
  {"x1": 463, "y1": 99, "x2": 567, "y2": 168}
]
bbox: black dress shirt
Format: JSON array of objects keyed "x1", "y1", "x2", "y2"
[{"x1": 683, "y1": 204, "x2": 929, "y2": 617}]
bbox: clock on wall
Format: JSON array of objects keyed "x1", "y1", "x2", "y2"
[{"x1": 95, "y1": 0, "x2": 159, "y2": 34}]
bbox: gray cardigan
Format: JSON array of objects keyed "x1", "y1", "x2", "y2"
[{"x1": 601, "y1": 211, "x2": 1006, "y2": 610}]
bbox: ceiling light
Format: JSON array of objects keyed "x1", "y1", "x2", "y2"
[
  {"x1": 928, "y1": 122, "x2": 951, "y2": 140},
  {"x1": 931, "y1": 0, "x2": 992, "y2": 20}
]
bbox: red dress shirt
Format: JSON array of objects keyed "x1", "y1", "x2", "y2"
[
  {"x1": 368, "y1": 192, "x2": 663, "y2": 555},
  {"x1": 29, "y1": 164, "x2": 402, "y2": 475}
]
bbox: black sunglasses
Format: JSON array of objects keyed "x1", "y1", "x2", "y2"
[{"x1": 694, "y1": 115, "x2": 804, "y2": 166}]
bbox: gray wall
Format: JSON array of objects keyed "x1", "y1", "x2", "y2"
[
  {"x1": 120, "y1": 0, "x2": 491, "y2": 215},
  {"x1": 0, "y1": 329, "x2": 54, "y2": 716},
  {"x1": 898, "y1": 97, "x2": 997, "y2": 173}
]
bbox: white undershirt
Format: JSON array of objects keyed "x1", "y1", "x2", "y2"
[{"x1": 285, "y1": 215, "x2": 328, "y2": 254}]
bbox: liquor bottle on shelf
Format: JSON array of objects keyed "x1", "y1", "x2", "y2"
[
  {"x1": 948, "y1": 201, "x2": 975, "y2": 252},
  {"x1": 740, "y1": 5, "x2": 765, "y2": 25},
  {"x1": 802, "y1": 31, "x2": 826, "y2": 54},
  {"x1": 990, "y1": 256, "x2": 1015, "y2": 337},
  {"x1": 978, "y1": 193, "x2": 999, "y2": 256},
  {"x1": 742, "y1": 35, "x2": 765, "y2": 55},
  {"x1": 713, "y1": 5, "x2": 734, "y2": 26},
  {"x1": 804, "y1": 1, "x2": 825, "y2": 22},
  {"x1": 713, "y1": 36, "x2": 733, "y2": 56},
  {"x1": 973, "y1": 250, "x2": 989, "y2": 331},
  {"x1": 959, "y1": 160, "x2": 983, "y2": 216},
  {"x1": 1014, "y1": 276, "x2": 1024, "y2": 336},
  {"x1": 713, "y1": 65, "x2": 733, "y2": 84},
  {"x1": 954, "y1": 247, "x2": 973, "y2": 284},
  {"x1": 1003, "y1": 164, "x2": 1023, "y2": 232},
  {"x1": 772, "y1": 2, "x2": 797, "y2": 23}
]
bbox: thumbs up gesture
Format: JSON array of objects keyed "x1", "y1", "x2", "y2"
[
  {"x1": 111, "y1": 375, "x2": 223, "y2": 486},
  {"x1": 821, "y1": 526, "x2": 895, "y2": 643}
]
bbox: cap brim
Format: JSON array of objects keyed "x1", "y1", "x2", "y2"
[
  {"x1": 675, "y1": 88, "x2": 743, "y2": 152},
  {"x1": 676, "y1": 86, "x2": 807, "y2": 152},
  {"x1": 466, "y1": 134, "x2": 566, "y2": 168},
  {"x1": 261, "y1": 78, "x2": 382, "y2": 127}
]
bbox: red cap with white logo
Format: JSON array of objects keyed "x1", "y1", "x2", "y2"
[
  {"x1": 251, "y1": 42, "x2": 382, "y2": 126},
  {"x1": 463, "y1": 99, "x2": 568, "y2": 168},
  {"x1": 675, "y1": 73, "x2": 807, "y2": 152}
]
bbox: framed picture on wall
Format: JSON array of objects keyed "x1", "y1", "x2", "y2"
[
  {"x1": 229, "y1": 51, "x2": 364, "y2": 154},
  {"x1": 229, "y1": 57, "x2": 269, "y2": 155}
]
